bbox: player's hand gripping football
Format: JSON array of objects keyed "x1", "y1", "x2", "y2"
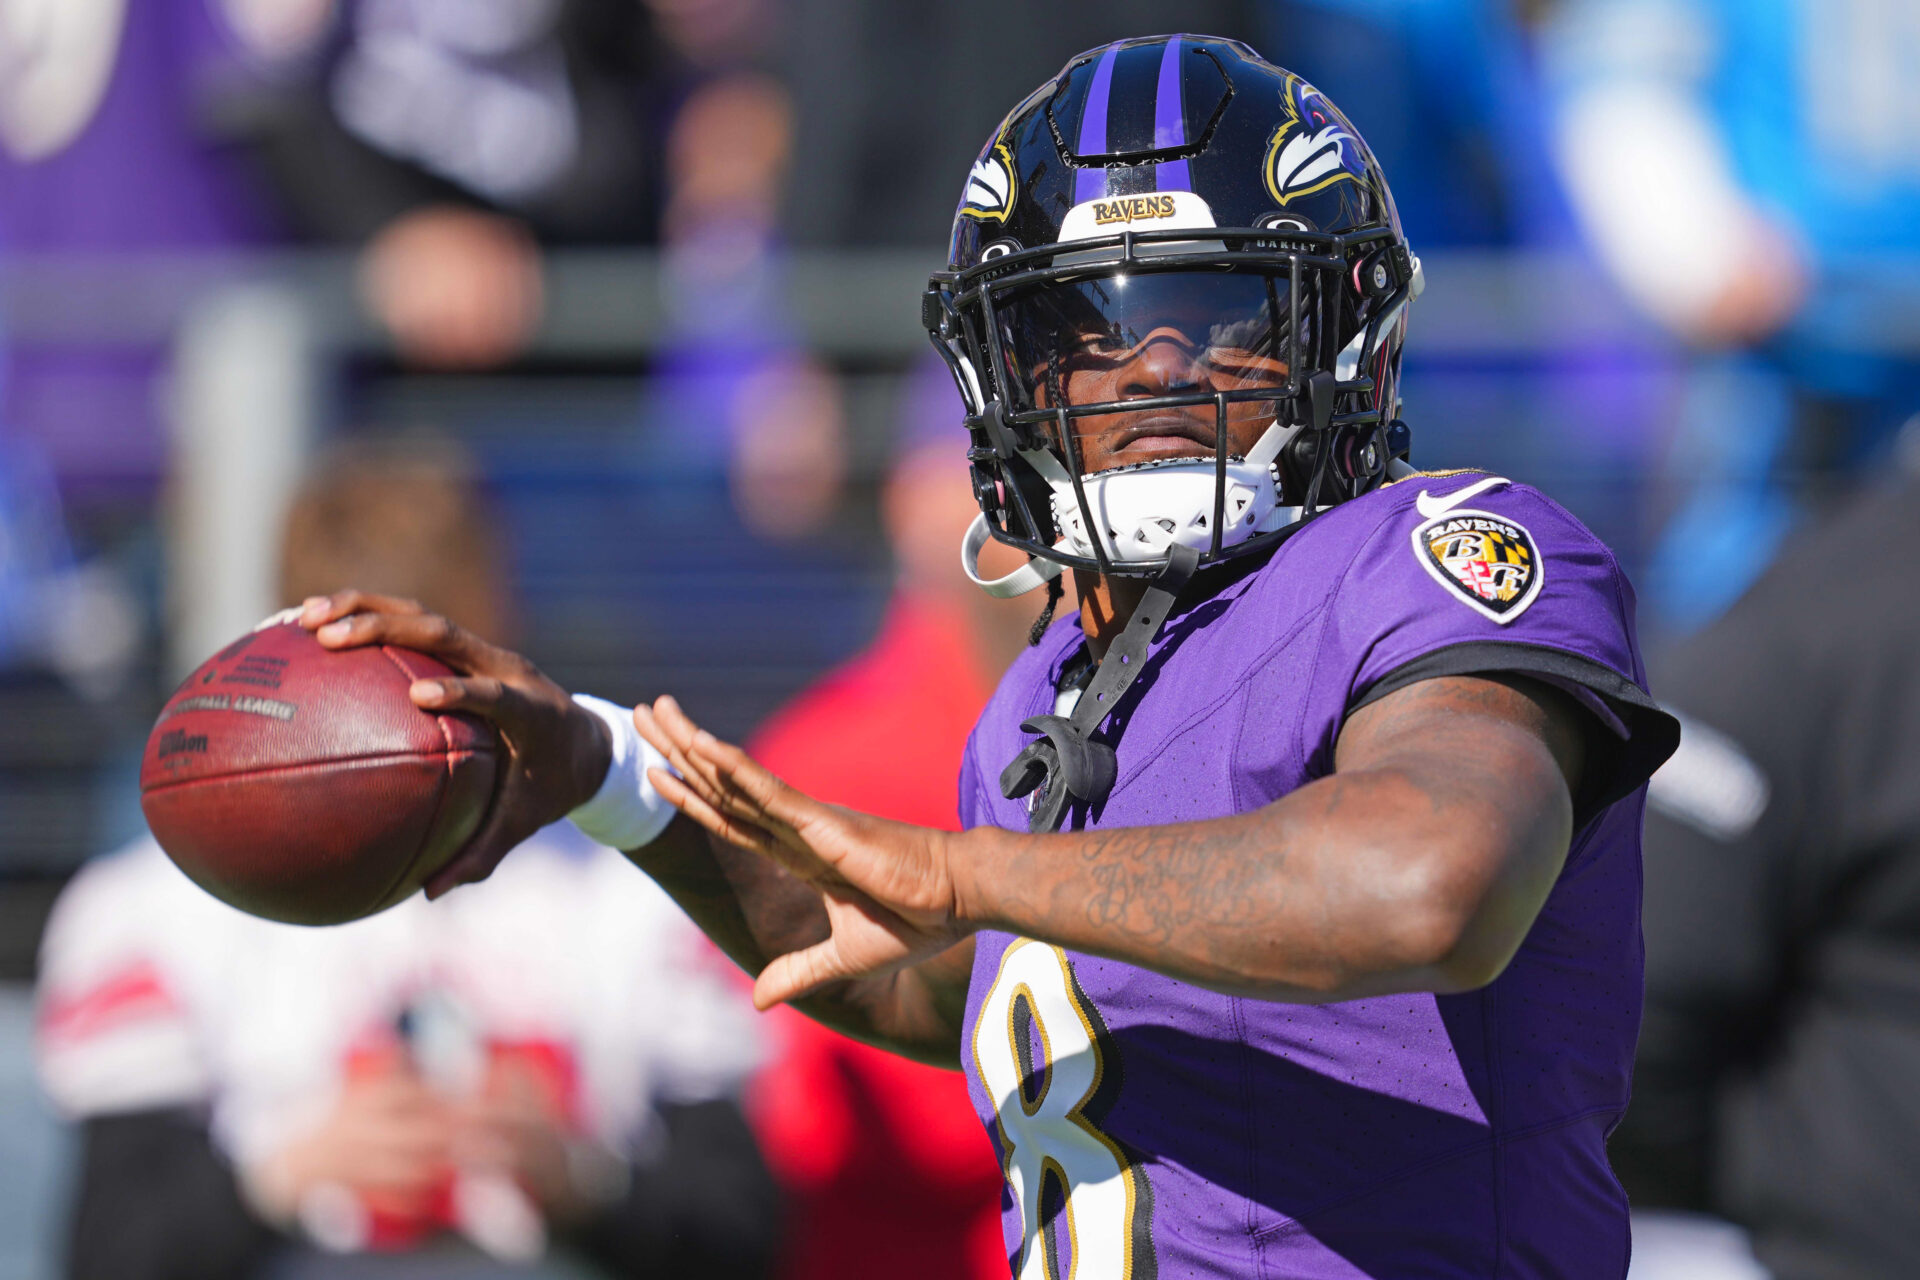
[
  {"x1": 299, "y1": 591, "x2": 612, "y2": 897},
  {"x1": 636, "y1": 697, "x2": 967, "y2": 1010}
]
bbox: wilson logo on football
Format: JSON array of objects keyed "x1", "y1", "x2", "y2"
[{"x1": 1412, "y1": 508, "x2": 1543, "y2": 623}]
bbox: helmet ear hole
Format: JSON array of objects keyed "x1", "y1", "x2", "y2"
[
  {"x1": 1352, "y1": 251, "x2": 1395, "y2": 299},
  {"x1": 1331, "y1": 423, "x2": 1389, "y2": 489}
]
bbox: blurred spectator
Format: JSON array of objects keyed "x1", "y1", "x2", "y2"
[
  {"x1": 231, "y1": 0, "x2": 673, "y2": 369},
  {"x1": 355, "y1": 205, "x2": 545, "y2": 371},
  {"x1": 744, "y1": 362, "x2": 1046, "y2": 1280},
  {"x1": 1615, "y1": 466, "x2": 1920, "y2": 1277},
  {"x1": 643, "y1": 0, "x2": 777, "y2": 73},
  {"x1": 662, "y1": 69, "x2": 789, "y2": 245},
  {"x1": 725, "y1": 353, "x2": 849, "y2": 542},
  {"x1": 35, "y1": 441, "x2": 777, "y2": 1280},
  {"x1": 1542, "y1": 0, "x2": 1920, "y2": 630},
  {"x1": 647, "y1": 68, "x2": 852, "y2": 543}
]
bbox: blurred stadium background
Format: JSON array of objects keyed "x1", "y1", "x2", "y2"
[{"x1": 2, "y1": 1, "x2": 1916, "y2": 1277}]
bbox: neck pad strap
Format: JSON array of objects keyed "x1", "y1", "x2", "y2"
[{"x1": 999, "y1": 542, "x2": 1200, "y2": 831}]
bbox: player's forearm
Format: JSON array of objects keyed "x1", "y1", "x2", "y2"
[
  {"x1": 627, "y1": 816, "x2": 967, "y2": 1063},
  {"x1": 951, "y1": 758, "x2": 1572, "y2": 1003}
]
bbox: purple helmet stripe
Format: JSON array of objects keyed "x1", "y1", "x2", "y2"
[
  {"x1": 1073, "y1": 43, "x2": 1121, "y2": 204},
  {"x1": 1152, "y1": 36, "x2": 1190, "y2": 192}
]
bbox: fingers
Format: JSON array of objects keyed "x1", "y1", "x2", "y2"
[
  {"x1": 638, "y1": 699, "x2": 825, "y2": 877},
  {"x1": 645, "y1": 766, "x2": 779, "y2": 857},
  {"x1": 648, "y1": 697, "x2": 811, "y2": 836},
  {"x1": 694, "y1": 735, "x2": 824, "y2": 837},
  {"x1": 633, "y1": 701, "x2": 697, "y2": 782},
  {"x1": 410, "y1": 674, "x2": 538, "y2": 733},
  {"x1": 634, "y1": 702, "x2": 730, "y2": 819},
  {"x1": 642, "y1": 699, "x2": 763, "y2": 829},
  {"x1": 301, "y1": 593, "x2": 528, "y2": 684},
  {"x1": 310, "y1": 607, "x2": 511, "y2": 671},
  {"x1": 753, "y1": 940, "x2": 854, "y2": 1011},
  {"x1": 297, "y1": 590, "x2": 426, "y2": 628},
  {"x1": 648, "y1": 697, "x2": 737, "y2": 807},
  {"x1": 407, "y1": 679, "x2": 541, "y2": 900}
]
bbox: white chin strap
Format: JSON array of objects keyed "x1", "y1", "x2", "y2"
[
  {"x1": 958, "y1": 418, "x2": 1305, "y2": 595},
  {"x1": 961, "y1": 513, "x2": 1068, "y2": 598}
]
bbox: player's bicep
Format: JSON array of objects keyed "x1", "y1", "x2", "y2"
[
  {"x1": 1336, "y1": 672, "x2": 1587, "y2": 801},
  {"x1": 1330, "y1": 674, "x2": 1588, "y2": 988},
  {"x1": 1335, "y1": 670, "x2": 1587, "y2": 886}
]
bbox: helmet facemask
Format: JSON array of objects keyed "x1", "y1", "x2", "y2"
[{"x1": 928, "y1": 223, "x2": 1418, "y2": 591}]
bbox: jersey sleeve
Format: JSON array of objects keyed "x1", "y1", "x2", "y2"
[
  {"x1": 1314, "y1": 476, "x2": 1679, "y2": 819},
  {"x1": 957, "y1": 730, "x2": 991, "y2": 831},
  {"x1": 35, "y1": 843, "x2": 214, "y2": 1119}
]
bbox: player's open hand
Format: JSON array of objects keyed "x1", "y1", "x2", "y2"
[
  {"x1": 635, "y1": 696, "x2": 967, "y2": 1010},
  {"x1": 299, "y1": 590, "x2": 611, "y2": 898}
]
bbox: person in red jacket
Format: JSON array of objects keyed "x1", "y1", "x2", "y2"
[{"x1": 744, "y1": 362, "x2": 1054, "y2": 1280}]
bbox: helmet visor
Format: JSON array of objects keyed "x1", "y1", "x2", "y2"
[{"x1": 991, "y1": 270, "x2": 1306, "y2": 415}]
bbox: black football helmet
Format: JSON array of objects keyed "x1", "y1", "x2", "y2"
[{"x1": 923, "y1": 35, "x2": 1421, "y2": 595}]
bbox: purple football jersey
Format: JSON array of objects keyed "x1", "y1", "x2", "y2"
[{"x1": 958, "y1": 473, "x2": 1675, "y2": 1280}]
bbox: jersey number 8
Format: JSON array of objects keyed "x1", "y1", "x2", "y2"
[{"x1": 973, "y1": 939, "x2": 1150, "y2": 1279}]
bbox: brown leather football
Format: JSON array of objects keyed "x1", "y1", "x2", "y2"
[{"x1": 140, "y1": 619, "x2": 498, "y2": 925}]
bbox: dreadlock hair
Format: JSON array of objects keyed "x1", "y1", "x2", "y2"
[
  {"x1": 1028, "y1": 575, "x2": 1064, "y2": 646},
  {"x1": 1025, "y1": 354, "x2": 1075, "y2": 647}
]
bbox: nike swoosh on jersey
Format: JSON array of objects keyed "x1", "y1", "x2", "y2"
[{"x1": 1415, "y1": 475, "x2": 1510, "y2": 520}]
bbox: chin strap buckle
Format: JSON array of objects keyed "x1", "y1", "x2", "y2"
[
  {"x1": 971, "y1": 401, "x2": 1025, "y2": 461},
  {"x1": 1000, "y1": 716, "x2": 1117, "y2": 835},
  {"x1": 999, "y1": 543, "x2": 1199, "y2": 832}
]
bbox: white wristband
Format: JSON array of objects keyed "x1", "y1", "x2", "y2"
[{"x1": 568, "y1": 695, "x2": 677, "y2": 850}]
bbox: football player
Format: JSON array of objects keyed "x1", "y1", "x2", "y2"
[{"x1": 303, "y1": 36, "x2": 1680, "y2": 1277}]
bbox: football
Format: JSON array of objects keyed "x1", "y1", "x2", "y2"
[{"x1": 139, "y1": 617, "x2": 498, "y2": 925}]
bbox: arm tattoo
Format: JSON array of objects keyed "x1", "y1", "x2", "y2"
[{"x1": 969, "y1": 673, "x2": 1583, "y2": 999}]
